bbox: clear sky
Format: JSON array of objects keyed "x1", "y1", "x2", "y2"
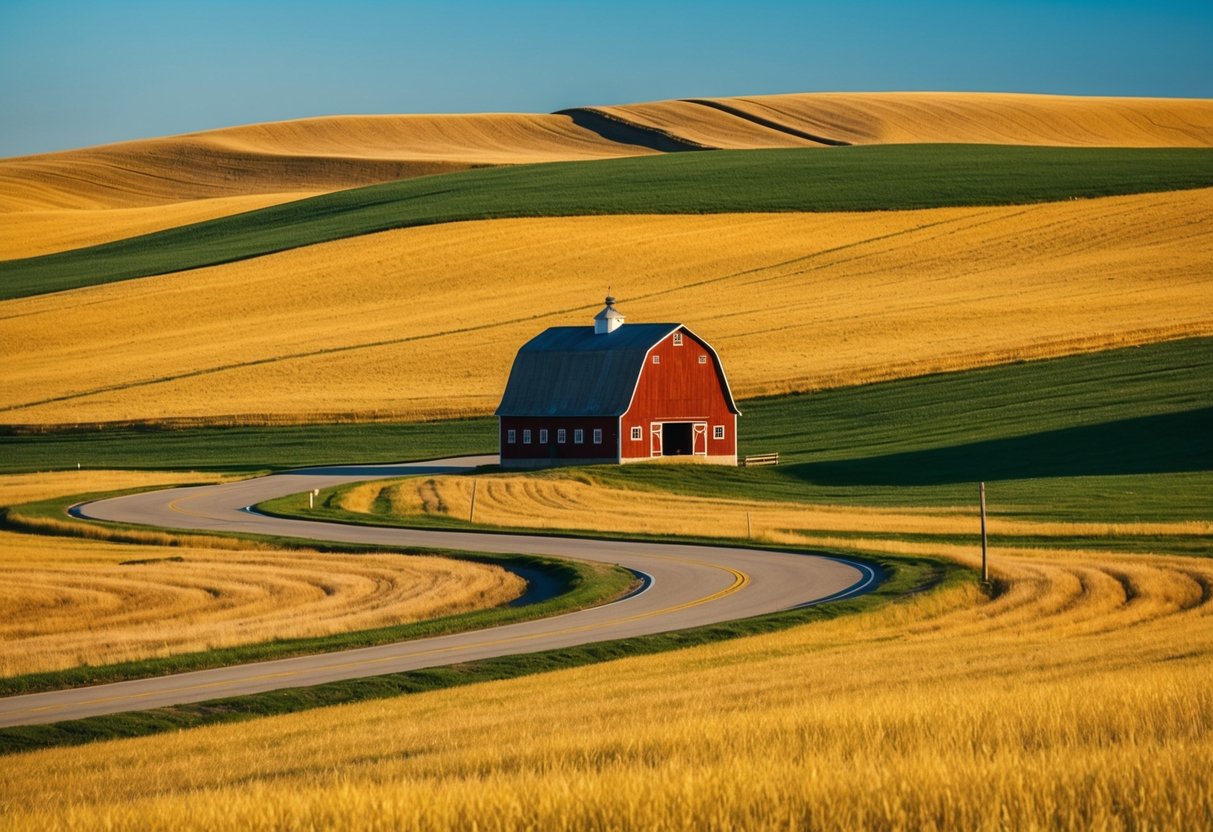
[{"x1": 1, "y1": 0, "x2": 1210, "y2": 157}]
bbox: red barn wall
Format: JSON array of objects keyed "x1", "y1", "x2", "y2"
[
  {"x1": 500, "y1": 416, "x2": 619, "y2": 468},
  {"x1": 621, "y1": 329, "x2": 737, "y2": 464}
]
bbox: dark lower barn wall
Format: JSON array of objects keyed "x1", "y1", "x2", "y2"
[{"x1": 500, "y1": 416, "x2": 619, "y2": 468}]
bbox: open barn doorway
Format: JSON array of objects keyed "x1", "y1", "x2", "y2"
[{"x1": 663, "y1": 422, "x2": 694, "y2": 456}]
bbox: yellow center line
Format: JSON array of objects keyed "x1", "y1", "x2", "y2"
[{"x1": 5, "y1": 559, "x2": 750, "y2": 718}]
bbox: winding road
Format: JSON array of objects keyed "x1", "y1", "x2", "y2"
[{"x1": 0, "y1": 456, "x2": 875, "y2": 727}]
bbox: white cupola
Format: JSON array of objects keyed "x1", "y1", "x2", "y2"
[{"x1": 593, "y1": 295, "x2": 625, "y2": 335}]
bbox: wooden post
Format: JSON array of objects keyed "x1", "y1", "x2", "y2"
[
  {"x1": 746, "y1": 511, "x2": 752, "y2": 539},
  {"x1": 469, "y1": 480, "x2": 478, "y2": 523},
  {"x1": 979, "y1": 481, "x2": 989, "y2": 583}
]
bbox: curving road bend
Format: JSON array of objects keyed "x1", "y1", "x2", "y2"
[{"x1": 0, "y1": 456, "x2": 875, "y2": 727}]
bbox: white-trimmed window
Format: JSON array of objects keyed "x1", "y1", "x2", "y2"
[
  {"x1": 673, "y1": 332, "x2": 683, "y2": 346},
  {"x1": 574, "y1": 428, "x2": 584, "y2": 444},
  {"x1": 698, "y1": 355, "x2": 707, "y2": 365},
  {"x1": 523, "y1": 429, "x2": 532, "y2": 444},
  {"x1": 539, "y1": 429, "x2": 549, "y2": 444},
  {"x1": 557, "y1": 428, "x2": 567, "y2": 444},
  {"x1": 630, "y1": 426, "x2": 642, "y2": 441},
  {"x1": 593, "y1": 428, "x2": 603, "y2": 444},
  {"x1": 714, "y1": 425, "x2": 725, "y2": 440},
  {"x1": 507, "y1": 429, "x2": 516, "y2": 444},
  {"x1": 652, "y1": 355, "x2": 661, "y2": 364}
]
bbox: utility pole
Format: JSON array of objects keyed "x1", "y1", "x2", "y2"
[
  {"x1": 469, "y1": 480, "x2": 478, "y2": 523},
  {"x1": 979, "y1": 481, "x2": 989, "y2": 584}
]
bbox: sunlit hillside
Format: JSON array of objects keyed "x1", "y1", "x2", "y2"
[
  {"x1": 2, "y1": 92, "x2": 1209, "y2": 260},
  {"x1": 0, "y1": 113, "x2": 653, "y2": 212},
  {"x1": 0, "y1": 193, "x2": 321, "y2": 260},
  {"x1": 3, "y1": 187, "x2": 1210, "y2": 426},
  {"x1": 604, "y1": 91, "x2": 1213, "y2": 148}
]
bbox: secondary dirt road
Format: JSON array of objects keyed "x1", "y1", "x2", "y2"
[{"x1": 0, "y1": 457, "x2": 872, "y2": 727}]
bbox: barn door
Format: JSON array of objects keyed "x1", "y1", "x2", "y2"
[
  {"x1": 693, "y1": 423, "x2": 708, "y2": 455},
  {"x1": 650, "y1": 423, "x2": 663, "y2": 457}
]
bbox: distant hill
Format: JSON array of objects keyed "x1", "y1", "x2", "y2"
[{"x1": 3, "y1": 93, "x2": 1210, "y2": 214}]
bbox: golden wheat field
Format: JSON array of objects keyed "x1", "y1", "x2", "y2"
[
  {"x1": 608, "y1": 91, "x2": 1213, "y2": 148},
  {"x1": 0, "y1": 472, "x2": 523, "y2": 675},
  {"x1": 1, "y1": 531, "x2": 1208, "y2": 829},
  {"x1": 2, "y1": 187, "x2": 1211, "y2": 425},
  {"x1": 0, "y1": 193, "x2": 320, "y2": 260},
  {"x1": 336, "y1": 473, "x2": 1213, "y2": 543}
]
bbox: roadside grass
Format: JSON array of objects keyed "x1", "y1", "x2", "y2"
[
  {"x1": 0, "y1": 550, "x2": 948, "y2": 755},
  {"x1": 3, "y1": 144, "x2": 1212, "y2": 299},
  {"x1": 0, "y1": 488, "x2": 637, "y2": 696}
]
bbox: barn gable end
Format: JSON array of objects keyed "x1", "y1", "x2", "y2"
[{"x1": 497, "y1": 297, "x2": 738, "y2": 469}]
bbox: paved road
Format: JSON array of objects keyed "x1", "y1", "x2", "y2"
[{"x1": 0, "y1": 457, "x2": 874, "y2": 727}]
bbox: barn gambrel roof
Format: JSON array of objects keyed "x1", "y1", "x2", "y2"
[{"x1": 495, "y1": 323, "x2": 740, "y2": 418}]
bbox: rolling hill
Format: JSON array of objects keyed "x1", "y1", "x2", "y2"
[
  {"x1": 4, "y1": 144, "x2": 1212, "y2": 300},
  {"x1": 2, "y1": 91, "x2": 1210, "y2": 262},
  {"x1": 3, "y1": 186, "x2": 1209, "y2": 426}
]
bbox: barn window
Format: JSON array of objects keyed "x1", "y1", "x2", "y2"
[
  {"x1": 593, "y1": 428, "x2": 603, "y2": 444},
  {"x1": 630, "y1": 426, "x2": 642, "y2": 441},
  {"x1": 523, "y1": 429, "x2": 532, "y2": 444},
  {"x1": 574, "y1": 428, "x2": 584, "y2": 444},
  {"x1": 557, "y1": 428, "x2": 567, "y2": 444},
  {"x1": 673, "y1": 332, "x2": 683, "y2": 346},
  {"x1": 651, "y1": 355, "x2": 660, "y2": 365},
  {"x1": 698, "y1": 355, "x2": 707, "y2": 365},
  {"x1": 507, "y1": 429, "x2": 516, "y2": 444},
  {"x1": 539, "y1": 429, "x2": 548, "y2": 444},
  {"x1": 714, "y1": 425, "x2": 725, "y2": 440}
]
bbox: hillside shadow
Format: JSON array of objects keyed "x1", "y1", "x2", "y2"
[
  {"x1": 554, "y1": 108, "x2": 708, "y2": 153},
  {"x1": 785, "y1": 408, "x2": 1213, "y2": 486}
]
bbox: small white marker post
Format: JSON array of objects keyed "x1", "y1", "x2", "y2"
[
  {"x1": 309, "y1": 488, "x2": 319, "y2": 509},
  {"x1": 979, "y1": 481, "x2": 989, "y2": 585}
]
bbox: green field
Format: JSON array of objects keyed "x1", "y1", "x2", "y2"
[
  {"x1": 3, "y1": 144, "x2": 1213, "y2": 300},
  {"x1": 7, "y1": 338, "x2": 1210, "y2": 527}
]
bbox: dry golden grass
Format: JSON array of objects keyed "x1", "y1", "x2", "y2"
[
  {"x1": 0, "y1": 470, "x2": 229, "y2": 507},
  {"x1": 2, "y1": 187, "x2": 1211, "y2": 425},
  {"x1": 0, "y1": 472, "x2": 523, "y2": 676},
  {"x1": 615, "y1": 91, "x2": 1213, "y2": 147},
  {"x1": 1, "y1": 529, "x2": 1208, "y2": 828},
  {"x1": 339, "y1": 473, "x2": 1213, "y2": 541},
  {"x1": 0, "y1": 193, "x2": 318, "y2": 259},
  {"x1": 0, "y1": 113, "x2": 654, "y2": 213}
]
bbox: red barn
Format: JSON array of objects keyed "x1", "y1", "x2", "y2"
[{"x1": 496, "y1": 296, "x2": 740, "y2": 468}]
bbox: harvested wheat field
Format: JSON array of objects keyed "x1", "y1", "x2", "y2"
[
  {"x1": 337, "y1": 474, "x2": 1213, "y2": 542},
  {"x1": 0, "y1": 113, "x2": 655, "y2": 214},
  {"x1": 0, "y1": 472, "x2": 523, "y2": 675},
  {"x1": 608, "y1": 91, "x2": 1213, "y2": 148},
  {"x1": 3, "y1": 187, "x2": 1211, "y2": 425},
  {"x1": 0, "y1": 193, "x2": 322, "y2": 260},
  {"x1": 1, "y1": 534, "x2": 1208, "y2": 829}
]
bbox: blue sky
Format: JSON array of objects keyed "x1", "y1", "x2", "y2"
[{"x1": 1, "y1": 0, "x2": 1210, "y2": 157}]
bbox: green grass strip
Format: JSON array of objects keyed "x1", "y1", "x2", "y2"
[
  {"x1": 0, "y1": 553, "x2": 952, "y2": 756},
  {"x1": 4, "y1": 144, "x2": 1212, "y2": 299}
]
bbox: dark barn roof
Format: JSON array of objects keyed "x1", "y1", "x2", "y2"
[{"x1": 496, "y1": 323, "x2": 739, "y2": 418}]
